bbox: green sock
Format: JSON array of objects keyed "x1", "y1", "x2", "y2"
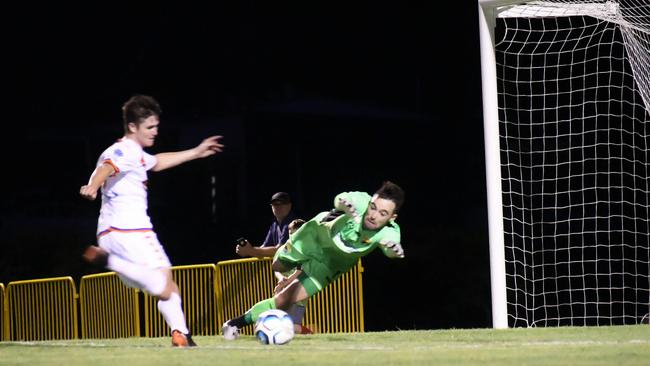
[{"x1": 243, "y1": 298, "x2": 277, "y2": 325}]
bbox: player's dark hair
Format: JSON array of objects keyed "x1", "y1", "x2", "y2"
[
  {"x1": 289, "y1": 219, "x2": 306, "y2": 233},
  {"x1": 375, "y1": 181, "x2": 405, "y2": 213},
  {"x1": 122, "y1": 95, "x2": 162, "y2": 133}
]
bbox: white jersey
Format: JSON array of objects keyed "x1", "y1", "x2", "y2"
[{"x1": 96, "y1": 138, "x2": 157, "y2": 235}]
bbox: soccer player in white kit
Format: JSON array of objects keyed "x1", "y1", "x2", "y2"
[{"x1": 80, "y1": 95, "x2": 224, "y2": 347}]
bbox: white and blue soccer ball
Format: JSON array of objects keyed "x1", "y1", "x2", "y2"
[{"x1": 254, "y1": 309, "x2": 295, "y2": 345}]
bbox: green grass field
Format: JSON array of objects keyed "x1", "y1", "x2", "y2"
[{"x1": 0, "y1": 325, "x2": 648, "y2": 366}]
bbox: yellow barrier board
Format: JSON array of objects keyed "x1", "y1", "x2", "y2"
[
  {"x1": 6, "y1": 277, "x2": 78, "y2": 341},
  {"x1": 1, "y1": 283, "x2": 6, "y2": 341},
  {"x1": 216, "y1": 257, "x2": 277, "y2": 335},
  {"x1": 216, "y1": 258, "x2": 365, "y2": 335},
  {"x1": 79, "y1": 272, "x2": 140, "y2": 339},
  {"x1": 1, "y1": 259, "x2": 364, "y2": 341},
  {"x1": 305, "y1": 260, "x2": 365, "y2": 333},
  {"x1": 143, "y1": 264, "x2": 218, "y2": 337}
]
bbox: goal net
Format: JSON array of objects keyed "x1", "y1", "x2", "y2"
[{"x1": 479, "y1": 0, "x2": 650, "y2": 327}]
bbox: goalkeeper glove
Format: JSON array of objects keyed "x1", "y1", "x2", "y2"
[
  {"x1": 379, "y1": 240, "x2": 405, "y2": 258},
  {"x1": 337, "y1": 197, "x2": 361, "y2": 224}
]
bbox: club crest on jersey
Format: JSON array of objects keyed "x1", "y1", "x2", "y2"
[{"x1": 114, "y1": 149, "x2": 124, "y2": 157}]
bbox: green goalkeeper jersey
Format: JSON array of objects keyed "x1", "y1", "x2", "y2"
[{"x1": 278, "y1": 191, "x2": 402, "y2": 285}]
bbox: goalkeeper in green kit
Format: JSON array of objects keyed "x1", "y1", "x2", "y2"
[{"x1": 222, "y1": 181, "x2": 405, "y2": 339}]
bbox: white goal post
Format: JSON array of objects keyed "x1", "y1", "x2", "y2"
[{"x1": 478, "y1": 0, "x2": 650, "y2": 328}]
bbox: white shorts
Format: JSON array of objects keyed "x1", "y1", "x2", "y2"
[{"x1": 98, "y1": 230, "x2": 171, "y2": 269}]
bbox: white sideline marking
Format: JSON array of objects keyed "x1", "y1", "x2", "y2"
[
  {"x1": 415, "y1": 339, "x2": 650, "y2": 349},
  {"x1": 2, "y1": 339, "x2": 649, "y2": 350},
  {"x1": 0, "y1": 342, "x2": 390, "y2": 351}
]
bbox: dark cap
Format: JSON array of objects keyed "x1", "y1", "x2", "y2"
[{"x1": 270, "y1": 192, "x2": 291, "y2": 204}]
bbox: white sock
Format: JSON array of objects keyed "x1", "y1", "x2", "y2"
[
  {"x1": 157, "y1": 292, "x2": 189, "y2": 334},
  {"x1": 107, "y1": 255, "x2": 167, "y2": 295}
]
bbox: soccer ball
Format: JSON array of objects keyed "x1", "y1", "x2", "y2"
[{"x1": 254, "y1": 309, "x2": 295, "y2": 345}]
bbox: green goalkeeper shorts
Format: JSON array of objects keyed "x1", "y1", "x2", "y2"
[{"x1": 274, "y1": 242, "x2": 342, "y2": 298}]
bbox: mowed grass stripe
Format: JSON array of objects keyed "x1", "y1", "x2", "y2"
[{"x1": 0, "y1": 326, "x2": 647, "y2": 366}]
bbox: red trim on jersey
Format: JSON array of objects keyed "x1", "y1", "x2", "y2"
[
  {"x1": 97, "y1": 227, "x2": 153, "y2": 238},
  {"x1": 102, "y1": 159, "x2": 120, "y2": 175}
]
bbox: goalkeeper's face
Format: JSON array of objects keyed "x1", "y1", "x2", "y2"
[{"x1": 363, "y1": 195, "x2": 397, "y2": 231}]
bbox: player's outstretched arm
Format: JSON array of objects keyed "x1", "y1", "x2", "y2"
[
  {"x1": 80, "y1": 163, "x2": 116, "y2": 201},
  {"x1": 152, "y1": 135, "x2": 224, "y2": 172}
]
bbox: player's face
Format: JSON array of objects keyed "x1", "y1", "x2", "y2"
[
  {"x1": 130, "y1": 115, "x2": 159, "y2": 147},
  {"x1": 363, "y1": 194, "x2": 397, "y2": 230}
]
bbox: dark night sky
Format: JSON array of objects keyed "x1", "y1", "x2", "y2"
[{"x1": 1, "y1": 2, "x2": 491, "y2": 330}]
